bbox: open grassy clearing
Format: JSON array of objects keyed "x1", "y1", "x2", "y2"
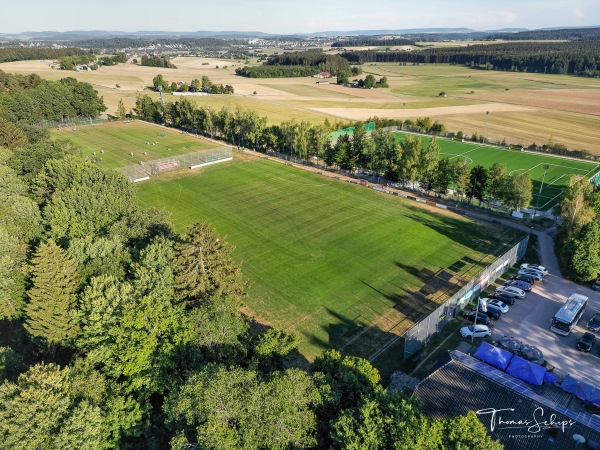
[
  {"x1": 3, "y1": 58, "x2": 599, "y2": 153},
  {"x1": 50, "y1": 121, "x2": 216, "y2": 170},
  {"x1": 394, "y1": 132, "x2": 600, "y2": 210},
  {"x1": 136, "y1": 156, "x2": 522, "y2": 361}
]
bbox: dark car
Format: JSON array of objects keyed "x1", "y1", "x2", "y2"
[
  {"x1": 577, "y1": 332, "x2": 596, "y2": 352},
  {"x1": 472, "y1": 304, "x2": 502, "y2": 320},
  {"x1": 587, "y1": 313, "x2": 600, "y2": 333},
  {"x1": 512, "y1": 274, "x2": 536, "y2": 285},
  {"x1": 505, "y1": 279, "x2": 532, "y2": 292},
  {"x1": 592, "y1": 277, "x2": 600, "y2": 292},
  {"x1": 462, "y1": 310, "x2": 491, "y2": 325},
  {"x1": 490, "y1": 292, "x2": 516, "y2": 305}
]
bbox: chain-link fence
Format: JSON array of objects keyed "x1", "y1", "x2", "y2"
[
  {"x1": 36, "y1": 117, "x2": 108, "y2": 129},
  {"x1": 121, "y1": 146, "x2": 232, "y2": 181},
  {"x1": 401, "y1": 235, "x2": 529, "y2": 361}
]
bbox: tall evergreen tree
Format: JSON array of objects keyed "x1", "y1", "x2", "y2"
[
  {"x1": 173, "y1": 222, "x2": 244, "y2": 308},
  {"x1": 25, "y1": 239, "x2": 80, "y2": 346}
]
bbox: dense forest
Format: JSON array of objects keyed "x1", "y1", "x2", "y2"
[
  {"x1": 265, "y1": 52, "x2": 351, "y2": 73},
  {"x1": 0, "y1": 47, "x2": 91, "y2": 64},
  {"x1": 488, "y1": 27, "x2": 600, "y2": 41},
  {"x1": 332, "y1": 37, "x2": 415, "y2": 47},
  {"x1": 235, "y1": 65, "x2": 320, "y2": 78},
  {"x1": 341, "y1": 39, "x2": 600, "y2": 76},
  {"x1": 0, "y1": 71, "x2": 504, "y2": 448},
  {"x1": 140, "y1": 55, "x2": 177, "y2": 68},
  {"x1": 0, "y1": 72, "x2": 106, "y2": 123}
]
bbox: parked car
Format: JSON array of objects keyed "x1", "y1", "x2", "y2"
[
  {"x1": 512, "y1": 274, "x2": 536, "y2": 285},
  {"x1": 472, "y1": 304, "x2": 502, "y2": 320},
  {"x1": 488, "y1": 299, "x2": 510, "y2": 313},
  {"x1": 517, "y1": 269, "x2": 544, "y2": 281},
  {"x1": 505, "y1": 279, "x2": 532, "y2": 292},
  {"x1": 587, "y1": 313, "x2": 600, "y2": 333},
  {"x1": 490, "y1": 292, "x2": 516, "y2": 305},
  {"x1": 460, "y1": 324, "x2": 491, "y2": 338},
  {"x1": 520, "y1": 263, "x2": 548, "y2": 275},
  {"x1": 592, "y1": 277, "x2": 600, "y2": 292},
  {"x1": 577, "y1": 332, "x2": 596, "y2": 352},
  {"x1": 462, "y1": 310, "x2": 491, "y2": 325},
  {"x1": 495, "y1": 286, "x2": 526, "y2": 298}
]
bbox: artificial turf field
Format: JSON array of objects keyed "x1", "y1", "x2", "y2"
[
  {"x1": 137, "y1": 156, "x2": 523, "y2": 361},
  {"x1": 51, "y1": 121, "x2": 217, "y2": 170},
  {"x1": 394, "y1": 132, "x2": 600, "y2": 211}
]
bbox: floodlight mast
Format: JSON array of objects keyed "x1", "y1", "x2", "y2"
[{"x1": 158, "y1": 85, "x2": 165, "y2": 108}]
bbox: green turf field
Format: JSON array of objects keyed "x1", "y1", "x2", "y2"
[
  {"x1": 137, "y1": 156, "x2": 523, "y2": 361},
  {"x1": 51, "y1": 121, "x2": 216, "y2": 170},
  {"x1": 394, "y1": 132, "x2": 600, "y2": 211}
]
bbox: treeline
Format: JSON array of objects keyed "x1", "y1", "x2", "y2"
[
  {"x1": 0, "y1": 47, "x2": 90, "y2": 64},
  {"x1": 332, "y1": 37, "x2": 415, "y2": 47},
  {"x1": 488, "y1": 27, "x2": 600, "y2": 41},
  {"x1": 73, "y1": 37, "x2": 233, "y2": 50},
  {"x1": 235, "y1": 65, "x2": 320, "y2": 78},
  {"x1": 0, "y1": 69, "x2": 42, "y2": 94},
  {"x1": 555, "y1": 178, "x2": 600, "y2": 282},
  {"x1": 152, "y1": 74, "x2": 234, "y2": 94},
  {"x1": 341, "y1": 39, "x2": 600, "y2": 76},
  {"x1": 265, "y1": 52, "x2": 351, "y2": 73},
  {"x1": 140, "y1": 54, "x2": 176, "y2": 68}
]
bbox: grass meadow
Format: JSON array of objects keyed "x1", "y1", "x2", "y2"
[
  {"x1": 394, "y1": 132, "x2": 600, "y2": 210},
  {"x1": 136, "y1": 156, "x2": 522, "y2": 362}
]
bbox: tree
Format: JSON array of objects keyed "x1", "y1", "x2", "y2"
[
  {"x1": 556, "y1": 176, "x2": 596, "y2": 235},
  {"x1": 431, "y1": 157, "x2": 454, "y2": 196},
  {"x1": 251, "y1": 328, "x2": 299, "y2": 371},
  {"x1": 418, "y1": 136, "x2": 440, "y2": 192},
  {"x1": 173, "y1": 222, "x2": 244, "y2": 308},
  {"x1": 0, "y1": 118, "x2": 28, "y2": 149},
  {"x1": 190, "y1": 78, "x2": 201, "y2": 92},
  {"x1": 378, "y1": 76, "x2": 388, "y2": 88},
  {"x1": 165, "y1": 365, "x2": 321, "y2": 450},
  {"x1": 485, "y1": 162, "x2": 507, "y2": 205},
  {"x1": 442, "y1": 411, "x2": 503, "y2": 450},
  {"x1": 452, "y1": 158, "x2": 471, "y2": 200},
  {"x1": 504, "y1": 171, "x2": 532, "y2": 210},
  {"x1": 398, "y1": 136, "x2": 422, "y2": 188},
  {"x1": 363, "y1": 74, "x2": 376, "y2": 89},
  {"x1": 371, "y1": 129, "x2": 401, "y2": 180},
  {"x1": 468, "y1": 165, "x2": 488, "y2": 204},
  {"x1": 570, "y1": 222, "x2": 600, "y2": 281},
  {"x1": 25, "y1": 239, "x2": 80, "y2": 347},
  {"x1": 201, "y1": 75, "x2": 212, "y2": 91},
  {"x1": 117, "y1": 99, "x2": 126, "y2": 119}
]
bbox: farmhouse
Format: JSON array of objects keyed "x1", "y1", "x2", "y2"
[{"x1": 313, "y1": 71, "x2": 335, "y2": 78}]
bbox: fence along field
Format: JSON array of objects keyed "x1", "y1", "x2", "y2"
[
  {"x1": 393, "y1": 132, "x2": 600, "y2": 211},
  {"x1": 136, "y1": 156, "x2": 523, "y2": 363}
]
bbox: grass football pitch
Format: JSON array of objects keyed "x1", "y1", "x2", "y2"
[
  {"x1": 394, "y1": 132, "x2": 600, "y2": 211},
  {"x1": 51, "y1": 121, "x2": 218, "y2": 170},
  {"x1": 137, "y1": 156, "x2": 523, "y2": 361}
]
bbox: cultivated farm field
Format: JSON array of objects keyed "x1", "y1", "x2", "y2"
[
  {"x1": 3, "y1": 58, "x2": 600, "y2": 153},
  {"x1": 136, "y1": 156, "x2": 523, "y2": 362},
  {"x1": 394, "y1": 132, "x2": 600, "y2": 210}
]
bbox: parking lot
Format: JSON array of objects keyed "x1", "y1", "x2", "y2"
[{"x1": 489, "y1": 272, "x2": 600, "y2": 385}]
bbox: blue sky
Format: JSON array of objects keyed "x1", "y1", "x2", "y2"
[{"x1": 3, "y1": 0, "x2": 600, "y2": 34}]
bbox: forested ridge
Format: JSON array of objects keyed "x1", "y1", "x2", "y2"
[
  {"x1": 0, "y1": 47, "x2": 90, "y2": 64},
  {"x1": 0, "y1": 69, "x2": 505, "y2": 449},
  {"x1": 236, "y1": 52, "x2": 350, "y2": 78},
  {"x1": 332, "y1": 37, "x2": 415, "y2": 47},
  {"x1": 341, "y1": 39, "x2": 600, "y2": 76},
  {"x1": 488, "y1": 27, "x2": 600, "y2": 41}
]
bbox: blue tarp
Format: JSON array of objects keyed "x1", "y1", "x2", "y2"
[
  {"x1": 543, "y1": 371, "x2": 558, "y2": 384},
  {"x1": 506, "y1": 355, "x2": 546, "y2": 385},
  {"x1": 561, "y1": 374, "x2": 596, "y2": 401},
  {"x1": 474, "y1": 341, "x2": 514, "y2": 371},
  {"x1": 590, "y1": 389, "x2": 600, "y2": 407}
]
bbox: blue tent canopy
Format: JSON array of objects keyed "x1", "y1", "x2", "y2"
[
  {"x1": 506, "y1": 355, "x2": 546, "y2": 385},
  {"x1": 543, "y1": 371, "x2": 558, "y2": 384},
  {"x1": 474, "y1": 341, "x2": 514, "y2": 371},
  {"x1": 561, "y1": 374, "x2": 580, "y2": 395},
  {"x1": 590, "y1": 389, "x2": 600, "y2": 407},
  {"x1": 575, "y1": 382, "x2": 594, "y2": 401}
]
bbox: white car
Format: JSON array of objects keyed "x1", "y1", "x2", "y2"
[
  {"x1": 495, "y1": 285, "x2": 526, "y2": 298},
  {"x1": 460, "y1": 324, "x2": 491, "y2": 338},
  {"x1": 517, "y1": 269, "x2": 544, "y2": 281},
  {"x1": 488, "y1": 299, "x2": 510, "y2": 313},
  {"x1": 520, "y1": 263, "x2": 548, "y2": 275}
]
